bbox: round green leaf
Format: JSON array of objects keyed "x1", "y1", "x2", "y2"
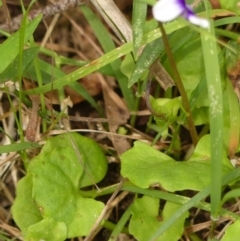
[
  {"x1": 12, "y1": 133, "x2": 107, "y2": 238},
  {"x1": 27, "y1": 133, "x2": 106, "y2": 237}
]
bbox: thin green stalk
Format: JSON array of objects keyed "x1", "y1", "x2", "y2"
[
  {"x1": 17, "y1": 6, "x2": 30, "y2": 166},
  {"x1": 17, "y1": 13, "x2": 26, "y2": 144},
  {"x1": 145, "y1": 80, "x2": 161, "y2": 134},
  {"x1": 158, "y1": 23, "x2": 198, "y2": 146},
  {"x1": 102, "y1": 220, "x2": 129, "y2": 235}
]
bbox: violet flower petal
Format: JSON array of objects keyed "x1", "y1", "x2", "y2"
[
  {"x1": 152, "y1": 0, "x2": 210, "y2": 29},
  {"x1": 152, "y1": 0, "x2": 184, "y2": 22}
]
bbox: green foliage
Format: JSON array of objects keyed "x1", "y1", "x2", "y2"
[
  {"x1": 12, "y1": 133, "x2": 107, "y2": 240},
  {"x1": 3, "y1": 1, "x2": 240, "y2": 240}
]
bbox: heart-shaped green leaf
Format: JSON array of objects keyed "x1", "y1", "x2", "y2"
[
  {"x1": 121, "y1": 136, "x2": 233, "y2": 191},
  {"x1": 12, "y1": 133, "x2": 107, "y2": 240}
]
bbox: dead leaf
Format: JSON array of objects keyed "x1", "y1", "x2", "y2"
[
  {"x1": 64, "y1": 72, "x2": 101, "y2": 104},
  {"x1": 97, "y1": 73, "x2": 131, "y2": 155}
]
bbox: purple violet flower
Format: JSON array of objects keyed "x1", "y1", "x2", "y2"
[{"x1": 152, "y1": 0, "x2": 209, "y2": 29}]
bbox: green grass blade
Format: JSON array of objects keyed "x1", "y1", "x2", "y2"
[
  {"x1": 108, "y1": 205, "x2": 132, "y2": 241},
  {"x1": 80, "y1": 5, "x2": 116, "y2": 54},
  {"x1": 25, "y1": 58, "x2": 100, "y2": 110},
  {"x1": 0, "y1": 15, "x2": 41, "y2": 74},
  {"x1": 132, "y1": 0, "x2": 147, "y2": 59},
  {"x1": 0, "y1": 142, "x2": 40, "y2": 153},
  {"x1": 23, "y1": 20, "x2": 187, "y2": 96},
  {"x1": 201, "y1": 4, "x2": 223, "y2": 219},
  {"x1": 214, "y1": 16, "x2": 240, "y2": 27}
]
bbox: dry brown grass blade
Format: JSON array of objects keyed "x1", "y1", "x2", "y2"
[
  {"x1": 89, "y1": 0, "x2": 132, "y2": 43},
  {"x1": 0, "y1": 221, "x2": 23, "y2": 240}
]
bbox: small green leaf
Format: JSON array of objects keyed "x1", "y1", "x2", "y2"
[
  {"x1": 120, "y1": 53, "x2": 136, "y2": 79},
  {"x1": 150, "y1": 96, "x2": 181, "y2": 123},
  {"x1": 129, "y1": 196, "x2": 188, "y2": 241},
  {"x1": 25, "y1": 218, "x2": 67, "y2": 241},
  {"x1": 173, "y1": 37, "x2": 204, "y2": 94},
  {"x1": 221, "y1": 219, "x2": 240, "y2": 241}
]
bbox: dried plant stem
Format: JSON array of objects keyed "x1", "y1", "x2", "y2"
[
  {"x1": 84, "y1": 179, "x2": 125, "y2": 241},
  {"x1": 158, "y1": 23, "x2": 198, "y2": 146},
  {"x1": 0, "y1": 0, "x2": 85, "y2": 33}
]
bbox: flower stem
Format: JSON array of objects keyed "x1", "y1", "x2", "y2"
[{"x1": 158, "y1": 22, "x2": 198, "y2": 146}]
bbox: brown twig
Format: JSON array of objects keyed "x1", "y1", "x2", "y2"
[
  {"x1": 84, "y1": 179, "x2": 125, "y2": 241},
  {"x1": 0, "y1": 0, "x2": 85, "y2": 33}
]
